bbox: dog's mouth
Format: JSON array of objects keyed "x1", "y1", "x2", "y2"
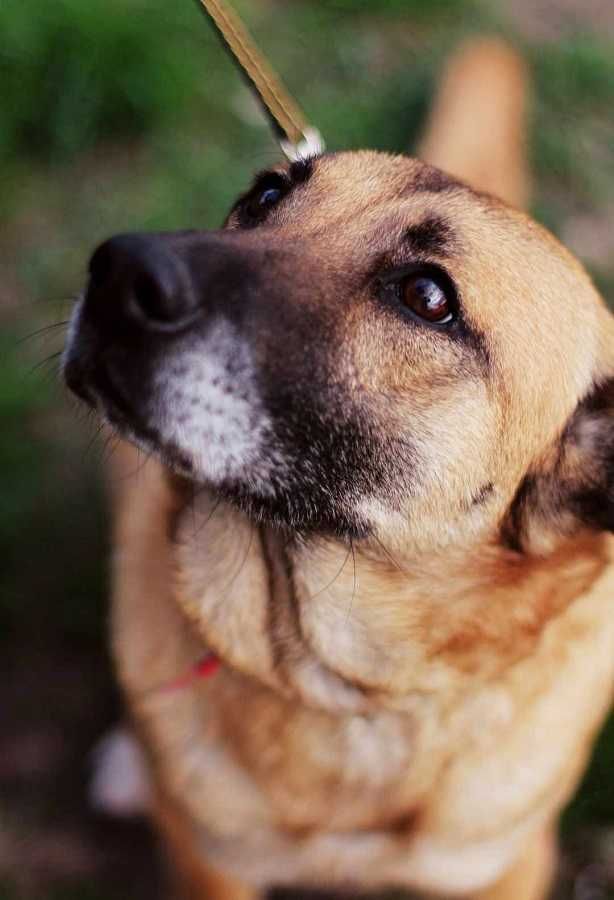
[
  {"x1": 90, "y1": 366, "x2": 136, "y2": 423},
  {"x1": 62, "y1": 321, "x2": 380, "y2": 541},
  {"x1": 64, "y1": 349, "x2": 199, "y2": 478}
]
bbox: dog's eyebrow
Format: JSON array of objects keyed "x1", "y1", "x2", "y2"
[
  {"x1": 403, "y1": 216, "x2": 456, "y2": 258},
  {"x1": 248, "y1": 157, "x2": 315, "y2": 194},
  {"x1": 288, "y1": 156, "x2": 316, "y2": 184},
  {"x1": 226, "y1": 158, "x2": 316, "y2": 225},
  {"x1": 410, "y1": 167, "x2": 465, "y2": 194}
]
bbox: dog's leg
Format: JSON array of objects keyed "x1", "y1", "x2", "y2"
[
  {"x1": 472, "y1": 826, "x2": 557, "y2": 900},
  {"x1": 156, "y1": 798, "x2": 258, "y2": 900}
]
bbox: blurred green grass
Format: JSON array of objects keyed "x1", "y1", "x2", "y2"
[{"x1": 1, "y1": 0, "x2": 614, "y2": 897}]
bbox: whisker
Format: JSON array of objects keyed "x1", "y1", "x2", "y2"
[
  {"x1": 188, "y1": 482, "x2": 198, "y2": 534},
  {"x1": 373, "y1": 534, "x2": 407, "y2": 575},
  {"x1": 192, "y1": 494, "x2": 223, "y2": 540},
  {"x1": 100, "y1": 431, "x2": 120, "y2": 466},
  {"x1": 345, "y1": 538, "x2": 357, "y2": 624},
  {"x1": 305, "y1": 544, "x2": 351, "y2": 602},
  {"x1": 114, "y1": 447, "x2": 155, "y2": 482},
  {"x1": 16, "y1": 321, "x2": 69, "y2": 346},
  {"x1": 222, "y1": 522, "x2": 255, "y2": 596},
  {"x1": 75, "y1": 403, "x2": 98, "y2": 427},
  {"x1": 26, "y1": 350, "x2": 63, "y2": 377},
  {"x1": 84, "y1": 422, "x2": 105, "y2": 459},
  {"x1": 38, "y1": 369, "x2": 65, "y2": 389}
]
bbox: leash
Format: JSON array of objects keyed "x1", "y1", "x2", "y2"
[{"x1": 195, "y1": 0, "x2": 324, "y2": 160}]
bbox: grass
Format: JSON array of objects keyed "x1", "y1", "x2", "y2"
[{"x1": 2, "y1": 0, "x2": 614, "y2": 897}]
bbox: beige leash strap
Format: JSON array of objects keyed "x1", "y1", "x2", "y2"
[{"x1": 196, "y1": 0, "x2": 324, "y2": 160}]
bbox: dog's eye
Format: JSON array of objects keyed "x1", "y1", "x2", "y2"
[
  {"x1": 401, "y1": 273, "x2": 454, "y2": 325},
  {"x1": 248, "y1": 186, "x2": 282, "y2": 214},
  {"x1": 242, "y1": 175, "x2": 287, "y2": 224},
  {"x1": 258, "y1": 187, "x2": 282, "y2": 207}
]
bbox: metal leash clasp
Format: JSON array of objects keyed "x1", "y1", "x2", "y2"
[
  {"x1": 280, "y1": 126, "x2": 325, "y2": 161},
  {"x1": 197, "y1": 0, "x2": 325, "y2": 161}
]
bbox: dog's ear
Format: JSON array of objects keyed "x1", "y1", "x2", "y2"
[{"x1": 503, "y1": 378, "x2": 614, "y2": 553}]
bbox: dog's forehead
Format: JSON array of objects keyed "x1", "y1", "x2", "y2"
[
  {"x1": 290, "y1": 150, "x2": 490, "y2": 252},
  {"x1": 307, "y1": 153, "x2": 601, "y2": 396},
  {"x1": 313, "y1": 151, "x2": 462, "y2": 199}
]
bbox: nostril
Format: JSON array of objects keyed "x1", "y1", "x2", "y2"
[
  {"x1": 86, "y1": 233, "x2": 198, "y2": 331},
  {"x1": 132, "y1": 271, "x2": 176, "y2": 323}
]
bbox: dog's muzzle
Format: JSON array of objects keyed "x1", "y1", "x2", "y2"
[
  {"x1": 63, "y1": 230, "x2": 255, "y2": 407},
  {"x1": 87, "y1": 234, "x2": 200, "y2": 332},
  {"x1": 62, "y1": 228, "x2": 289, "y2": 489}
]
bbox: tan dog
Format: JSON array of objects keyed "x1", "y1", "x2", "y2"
[{"x1": 63, "y1": 39, "x2": 614, "y2": 900}]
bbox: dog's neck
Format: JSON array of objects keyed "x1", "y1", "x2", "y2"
[{"x1": 172, "y1": 486, "x2": 610, "y2": 715}]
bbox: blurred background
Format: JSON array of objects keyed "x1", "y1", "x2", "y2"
[{"x1": 2, "y1": 0, "x2": 614, "y2": 897}]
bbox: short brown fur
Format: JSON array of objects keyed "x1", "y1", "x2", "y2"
[{"x1": 67, "y1": 37, "x2": 614, "y2": 900}]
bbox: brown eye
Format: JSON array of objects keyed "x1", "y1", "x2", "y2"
[{"x1": 401, "y1": 274, "x2": 454, "y2": 324}]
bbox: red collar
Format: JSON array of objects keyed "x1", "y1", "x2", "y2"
[{"x1": 156, "y1": 652, "x2": 221, "y2": 694}]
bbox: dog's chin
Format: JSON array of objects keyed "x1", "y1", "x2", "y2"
[
  {"x1": 105, "y1": 411, "x2": 202, "y2": 481},
  {"x1": 98, "y1": 408, "x2": 367, "y2": 538},
  {"x1": 68, "y1": 367, "x2": 197, "y2": 479},
  {"x1": 115, "y1": 420, "x2": 199, "y2": 480},
  {"x1": 67, "y1": 363, "x2": 373, "y2": 538}
]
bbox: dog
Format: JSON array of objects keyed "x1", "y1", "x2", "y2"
[{"x1": 62, "y1": 37, "x2": 614, "y2": 900}]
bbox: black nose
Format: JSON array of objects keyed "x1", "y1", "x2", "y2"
[{"x1": 88, "y1": 234, "x2": 197, "y2": 330}]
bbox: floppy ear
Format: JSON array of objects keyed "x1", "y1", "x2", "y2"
[{"x1": 502, "y1": 377, "x2": 614, "y2": 553}]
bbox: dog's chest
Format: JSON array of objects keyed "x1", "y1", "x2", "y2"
[
  {"x1": 147, "y1": 669, "x2": 444, "y2": 835},
  {"x1": 143, "y1": 596, "x2": 614, "y2": 895},
  {"x1": 115, "y1": 473, "x2": 614, "y2": 893},
  {"x1": 140, "y1": 664, "x2": 556, "y2": 895}
]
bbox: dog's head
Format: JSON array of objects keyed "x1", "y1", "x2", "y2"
[{"x1": 63, "y1": 151, "x2": 614, "y2": 552}]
